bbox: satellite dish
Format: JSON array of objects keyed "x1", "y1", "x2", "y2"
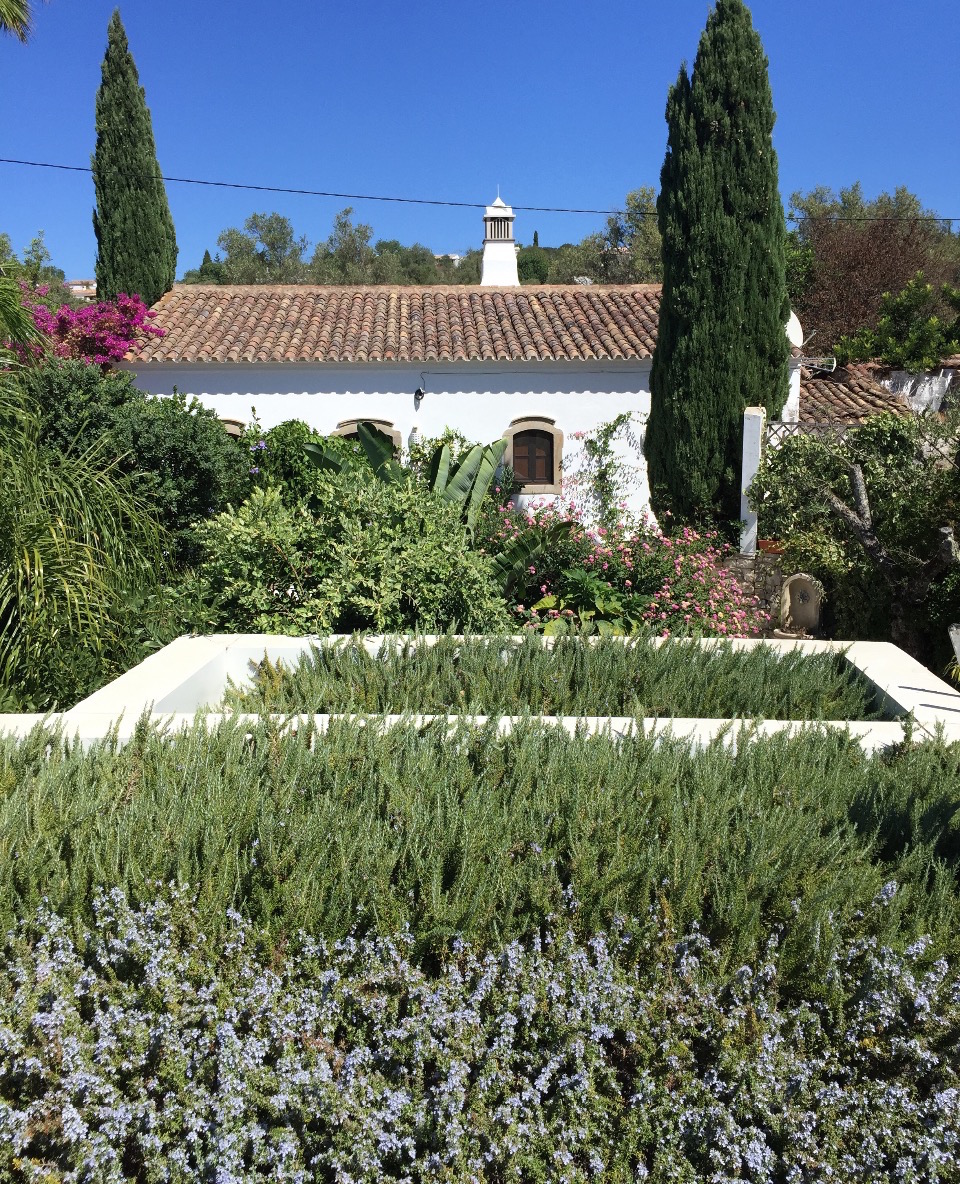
[{"x1": 801, "y1": 356, "x2": 837, "y2": 373}]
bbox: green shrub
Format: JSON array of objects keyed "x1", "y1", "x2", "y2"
[
  {"x1": 749, "y1": 413, "x2": 960, "y2": 660},
  {"x1": 17, "y1": 355, "x2": 140, "y2": 452},
  {"x1": 18, "y1": 359, "x2": 249, "y2": 564},
  {"x1": 228, "y1": 635, "x2": 878, "y2": 720},
  {"x1": 109, "y1": 391, "x2": 249, "y2": 562},
  {"x1": 1, "y1": 718, "x2": 957, "y2": 989},
  {"x1": 244, "y1": 417, "x2": 328, "y2": 504},
  {"x1": 477, "y1": 502, "x2": 767, "y2": 636},
  {"x1": 193, "y1": 478, "x2": 509, "y2": 634},
  {"x1": 188, "y1": 487, "x2": 330, "y2": 632},
  {"x1": 3, "y1": 890, "x2": 956, "y2": 1180}
]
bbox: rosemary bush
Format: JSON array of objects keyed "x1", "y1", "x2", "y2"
[
  {"x1": 0, "y1": 891, "x2": 956, "y2": 1182},
  {"x1": 0, "y1": 719, "x2": 956, "y2": 989},
  {"x1": 226, "y1": 635, "x2": 879, "y2": 721}
]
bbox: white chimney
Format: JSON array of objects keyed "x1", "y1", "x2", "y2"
[{"x1": 480, "y1": 195, "x2": 519, "y2": 286}]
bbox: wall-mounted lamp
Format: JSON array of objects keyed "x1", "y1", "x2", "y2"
[{"x1": 413, "y1": 386, "x2": 425, "y2": 411}]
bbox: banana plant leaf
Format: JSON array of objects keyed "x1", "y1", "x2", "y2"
[
  {"x1": 357, "y1": 422, "x2": 404, "y2": 482},
  {"x1": 443, "y1": 445, "x2": 486, "y2": 504},
  {"x1": 303, "y1": 441, "x2": 348, "y2": 474},
  {"x1": 426, "y1": 444, "x2": 451, "y2": 493},
  {"x1": 465, "y1": 439, "x2": 507, "y2": 533}
]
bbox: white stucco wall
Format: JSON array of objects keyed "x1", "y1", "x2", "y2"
[
  {"x1": 124, "y1": 359, "x2": 655, "y2": 519},
  {"x1": 880, "y1": 369, "x2": 953, "y2": 413}
]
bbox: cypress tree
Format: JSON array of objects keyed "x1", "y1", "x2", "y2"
[
  {"x1": 93, "y1": 9, "x2": 177, "y2": 306},
  {"x1": 645, "y1": 0, "x2": 789, "y2": 523}
]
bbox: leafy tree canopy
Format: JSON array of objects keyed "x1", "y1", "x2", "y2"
[
  {"x1": 182, "y1": 190, "x2": 662, "y2": 288},
  {"x1": 216, "y1": 212, "x2": 308, "y2": 284},
  {"x1": 834, "y1": 273, "x2": 960, "y2": 372},
  {"x1": 181, "y1": 249, "x2": 227, "y2": 285},
  {"x1": 788, "y1": 183, "x2": 960, "y2": 349},
  {"x1": 0, "y1": 230, "x2": 74, "y2": 311}
]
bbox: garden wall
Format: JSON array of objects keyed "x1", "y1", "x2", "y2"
[{"x1": 723, "y1": 553, "x2": 784, "y2": 631}]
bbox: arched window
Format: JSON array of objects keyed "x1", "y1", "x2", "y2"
[
  {"x1": 332, "y1": 419, "x2": 402, "y2": 452},
  {"x1": 503, "y1": 417, "x2": 564, "y2": 494},
  {"x1": 514, "y1": 429, "x2": 553, "y2": 483}
]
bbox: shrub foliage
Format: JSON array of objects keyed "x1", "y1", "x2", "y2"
[
  {"x1": 228, "y1": 636, "x2": 877, "y2": 721},
  {"x1": 749, "y1": 412, "x2": 960, "y2": 661},
  {"x1": 192, "y1": 480, "x2": 508, "y2": 634},
  {"x1": 1, "y1": 718, "x2": 957, "y2": 982},
  {"x1": 0, "y1": 890, "x2": 955, "y2": 1181}
]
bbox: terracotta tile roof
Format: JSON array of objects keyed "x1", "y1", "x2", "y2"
[
  {"x1": 940, "y1": 353, "x2": 960, "y2": 369},
  {"x1": 798, "y1": 364, "x2": 909, "y2": 424},
  {"x1": 127, "y1": 285, "x2": 921, "y2": 427},
  {"x1": 129, "y1": 284, "x2": 662, "y2": 365}
]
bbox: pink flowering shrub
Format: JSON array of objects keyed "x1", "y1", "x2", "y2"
[
  {"x1": 476, "y1": 498, "x2": 768, "y2": 637},
  {"x1": 638, "y1": 526, "x2": 769, "y2": 637},
  {"x1": 15, "y1": 286, "x2": 164, "y2": 365}
]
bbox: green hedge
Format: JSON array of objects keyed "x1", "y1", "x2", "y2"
[
  {"x1": 227, "y1": 635, "x2": 879, "y2": 719},
  {"x1": 191, "y1": 480, "x2": 508, "y2": 634},
  {"x1": 1, "y1": 719, "x2": 956, "y2": 993}
]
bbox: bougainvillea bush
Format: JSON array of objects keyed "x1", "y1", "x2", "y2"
[
  {"x1": 476, "y1": 500, "x2": 767, "y2": 637},
  {"x1": 1, "y1": 890, "x2": 956, "y2": 1182},
  {"x1": 16, "y1": 287, "x2": 164, "y2": 365}
]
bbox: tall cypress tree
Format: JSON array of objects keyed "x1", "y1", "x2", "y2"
[
  {"x1": 93, "y1": 9, "x2": 177, "y2": 306},
  {"x1": 645, "y1": 0, "x2": 788, "y2": 523}
]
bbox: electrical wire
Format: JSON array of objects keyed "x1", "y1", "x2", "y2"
[
  {"x1": 0, "y1": 157, "x2": 623, "y2": 216},
  {"x1": 2, "y1": 156, "x2": 958, "y2": 224}
]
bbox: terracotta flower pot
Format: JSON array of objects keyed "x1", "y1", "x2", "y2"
[{"x1": 757, "y1": 539, "x2": 785, "y2": 555}]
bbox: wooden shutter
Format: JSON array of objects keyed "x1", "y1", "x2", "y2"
[{"x1": 513, "y1": 429, "x2": 553, "y2": 484}]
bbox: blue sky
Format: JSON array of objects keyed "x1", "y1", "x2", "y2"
[{"x1": 2, "y1": 0, "x2": 958, "y2": 281}]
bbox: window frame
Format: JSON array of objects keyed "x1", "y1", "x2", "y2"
[
  {"x1": 503, "y1": 416, "x2": 564, "y2": 495},
  {"x1": 332, "y1": 418, "x2": 403, "y2": 452}
]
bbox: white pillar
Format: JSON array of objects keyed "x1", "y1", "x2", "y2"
[
  {"x1": 739, "y1": 406, "x2": 766, "y2": 556},
  {"x1": 782, "y1": 361, "x2": 802, "y2": 424}
]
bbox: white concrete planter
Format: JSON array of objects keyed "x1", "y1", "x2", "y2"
[{"x1": 2, "y1": 635, "x2": 958, "y2": 751}]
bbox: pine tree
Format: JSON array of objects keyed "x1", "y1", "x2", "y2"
[
  {"x1": 93, "y1": 9, "x2": 177, "y2": 306},
  {"x1": 197, "y1": 250, "x2": 225, "y2": 283},
  {"x1": 645, "y1": 0, "x2": 788, "y2": 523}
]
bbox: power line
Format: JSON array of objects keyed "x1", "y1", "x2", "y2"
[
  {"x1": 0, "y1": 157, "x2": 623, "y2": 216},
  {"x1": 789, "y1": 212, "x2": 958, "y2": 225},
  {"x1": 2, "y1": 157, "x2": 958, "y2": 224}
]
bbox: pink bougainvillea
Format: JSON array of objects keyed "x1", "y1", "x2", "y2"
[{"x1": 15, "y1": 286, "x2": 164, "y2": 365}]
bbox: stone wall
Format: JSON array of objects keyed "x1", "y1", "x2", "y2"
[{"x1": 724, "y1": 553, "x2": 784, "y2": 634}]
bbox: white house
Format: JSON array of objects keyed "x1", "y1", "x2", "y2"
[
  {"x1": 124, "y1": 195, "x2": 663, "y2": 515},
  {"x1": 123, "y1": 198, "x2": 833, "y2": 518}
]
